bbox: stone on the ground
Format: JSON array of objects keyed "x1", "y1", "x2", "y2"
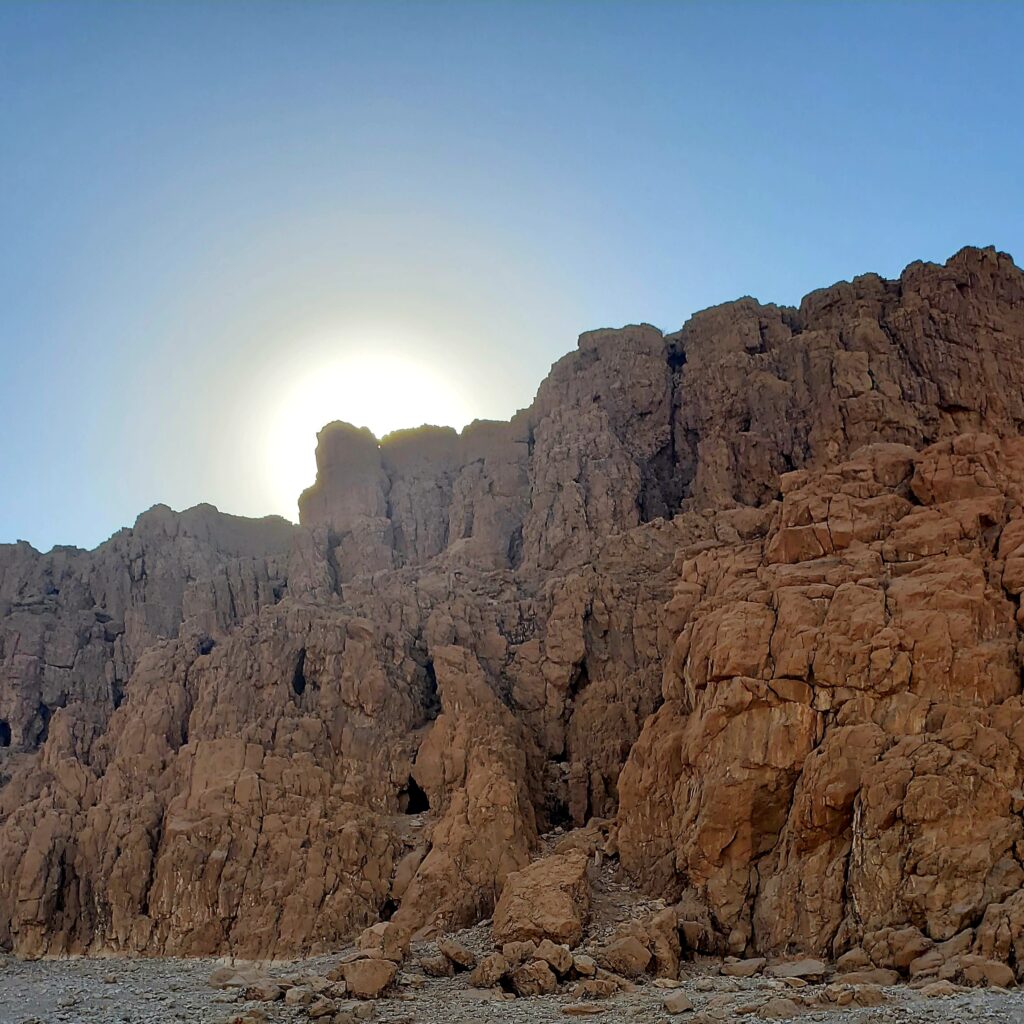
[
  {"x1": 468, "y1": 952, "x2": 509, "y2": 988},
  {"x1": 595, "y1": 935, "x2": 652, "y2": 979},
  {"x1": 509, "y1": 958, "x2": 557, "y2": 996},
  {"x1": 341, "y1": 958, "x2": 398, "y2": 999},
  {"x1": 437, "y1": 936, "x2": 476, "y2": 969}
]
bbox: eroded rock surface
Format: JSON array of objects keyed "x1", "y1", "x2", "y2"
[{"x1": 2, "y1": 245, "x2": 1024, "y2": 981}]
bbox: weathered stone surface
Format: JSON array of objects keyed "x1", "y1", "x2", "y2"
[
  {"x1": 492, "y1": 851, "x2": 591, "y2": 948},
  {"x1": 467, "y1": 952, "x2": 509, "y2": 988},
  {"x1": 3, "y1": 245, "x2": 1024, "y2": 985},
  {"x1": 509, "y1": 958, "x2": 557, "y2": 996},
  {"x1": 340, "y1": 959, "x2": 397, "y2": 999}
]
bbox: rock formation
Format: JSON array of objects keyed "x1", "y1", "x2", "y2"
[{"x1": 1, "y1": 245, "x2": 1023, "y2": 982}]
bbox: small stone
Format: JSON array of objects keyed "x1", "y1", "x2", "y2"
[
  {"x1": 663, "y1": 990, "x2": 694, "y2": 1014},
  {"x1": 721, "y1": 957, "x2": 766, "y2": 978},
  {"x1": 535, "y1": 938, "x2": 574, "y2": 975},
  {"x1": 284, "y1": 985, "x2": 314, "y2": 1006},
  {"x1": 573, "y1": 954, "x2": 597, "y2": 976},
  {"x1": 759, "y1": 996, "x2": 803, "y2": 1019},
  {"x1": 510, "y1": 958, "x2": 557, "y2": 996},
  {"x1": 308, "y1": 996, "x2": 338, "y2": 1019},
  {"x1": 419, "y1": 954, "x2": 453, "y2": 978},
  {"x1": 437, "y1": 936, "x2": 476, "y2": 969},
  {"x1": 468, "y1": 952, "x2": 509, "y2": 988}
]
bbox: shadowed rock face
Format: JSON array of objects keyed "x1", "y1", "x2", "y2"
[{"x1": 2, "y1": 246, "x2": 1024, "y2": 972}]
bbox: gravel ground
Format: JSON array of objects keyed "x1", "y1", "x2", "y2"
[{"x1": 4, "y1": 947, "x2": 1024, "y2": 1024}]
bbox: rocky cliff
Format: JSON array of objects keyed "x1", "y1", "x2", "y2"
[{"x1": 1, "y1": 246, "x2": 1023, "y2": 980}]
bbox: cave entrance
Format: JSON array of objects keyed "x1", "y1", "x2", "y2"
[
  {"x1": 0, "y1": 720, "x2": 10, "y2": 747},
  {"x1": 399, "y1": 775, "x2": 430, "y2": 814},
  {"x1": 291, "y1": 650, "x2": 307, "y2": 697}
]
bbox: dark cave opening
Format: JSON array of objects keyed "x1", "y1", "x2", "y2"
[
  {"x1": 399, "y1": 775, "x2": 430, "y2": 814},
  {"x1": 422, "y1": 658, "x2": 440, "y2": 721},
  {"x1": 36, "y1": 703, "x2": 51, "y2": 746},
  {"x1": 379, "y1": 897, "x2": 398, "y2": 921},
  {"x1": 291, "y1": 649, "x2": 307, "y2": 697},
  {"x1": 0, "y1": 720, "x2": 10, "y2": 747}
]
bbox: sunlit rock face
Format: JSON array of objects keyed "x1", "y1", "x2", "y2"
[{"x1": 2, "y1": 246, "x2": 1024, "y2": 973}]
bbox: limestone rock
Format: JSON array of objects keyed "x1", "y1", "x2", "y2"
[
  {"x1": 492, "y1": 851, "x2": 591, "y2": 948},
  {"x1": 341, "y1": 959, "x2": 397, "y2": 999},
  {"x1": 437, "y1": 936, "x2": 476, "y2": 970},
  {"x1": 468, "y1": 952, "x2": 508, "y2": 988},
  {"x1": 509, "y1": 958, "x2": 557, "y2": 996},
  {"x1": 4, "y1": 245, "x2": 1024, "y2": 985}
]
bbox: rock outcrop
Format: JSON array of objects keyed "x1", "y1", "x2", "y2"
[{"x1": 1, "y1": 245, "x2": 1024, "y2": 981}]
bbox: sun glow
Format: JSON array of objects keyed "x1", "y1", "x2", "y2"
[{"x1": 265, "y1": 347, "x2": 477, "y2": 521}]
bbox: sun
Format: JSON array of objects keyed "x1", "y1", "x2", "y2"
[{"x1": 265, "y1": 348, "x2": 477, "y2": 521}]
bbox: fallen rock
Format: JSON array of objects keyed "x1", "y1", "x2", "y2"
[
  {"x1": 308, "y1": 997, "x2": 337, "y2": 1019},
  {"x1": 572, "y1": 978, "x2": 619, "y2": 1000},
  {"x1": 468, "y1": 952, "x2": 509, "y2": 988},
  {"x1": 535, "y1": 938, "x2": 574, "y2": 975},
  {"x1": 834, "y1": 968, "x2": 899, "y2": 986},
  {"x1": 663, "y1": 990, "x2": 694, "y2": 1013},
  {"x1": 766, "y1": 959, "x2": 828, "y2": 981},
  {"x1": 919, "y1": 979, "x2": 964, "y2": 997},
  {"x1": 242, "y1": 981, "x2": 282, "y2": 1002},
  {"x1": 510, "y1": 958, "x2": 558, "y2": 996},
  {"x1": 418, "y1": 954, "x2": 453, "y2": 978},
  {"x1": 341, "y1": 959, "x2": 398, "y2": 999},
  {"x1": 284, "y1": 985, "x2": 314, "y2": 1006},
  {"x1": 437, "y1": 936, "x2": 476, "y2": 970},
  {"x1": 356, "y1": 921, "x2": 409, "y2": 963},
  {"x1": 573, "y1": 954, "x2": 597, "y2": 976},
  {"x1": 492, "y1": 851, "x2": 591, "y2": 948},
  {"x1": 595, "y1": 935, "x2": 652, "y2": 979},
  {"x1": 502, "y1": 940, "x2": 538, "y2": 965},
  {"x1": 562, "y1": 1006, "x2": 605, "y2": 1017},
  {"x1": 759, "y1": 996, "x2": 804, "y2": 1019},
  {"x1": 722, "y1": 957, "x2": 766, "y2": 978}
]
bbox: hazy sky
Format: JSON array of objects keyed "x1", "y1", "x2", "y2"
[{"x1": 3, "y1": 1, "x2": 1022, "y2": 551}]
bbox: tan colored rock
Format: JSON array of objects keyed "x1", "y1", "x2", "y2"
[
  {"x1": 418, "y1": 954, "x2": 452, "y2": 978},
  {"x1": 356, "y1": 921, "x2": 409, "y2": 963},
  {"x1": 492, "y1": 851, "x2": 591, "y2": 948},
  {"x1": 535, "y1": 939, "x2": 574, "y2": 975},
  {"x1": 572, "y1": 978, "x2": 619, "y2": 999},
  {"x1": 308, "y1": 997, "x2": 337, "y2": 1019},
  {"x1": 561, "y1": 1006, "x2": 605, "y2": 1017},
  {"x1": 341, "y1": 959, "x2": 397, "y2": 999},
  {"x1": 595, "y1": 935, "x2": 652, "y2": 979},
  {"x1": 284, "y1": 985, "x2": 314, "y2": 1006},
  {"x1": 509, "y1": 958, "x2": 557, "y2": 996},
  {"x1": 502, "y1": 940, "x2": 539, "y2": 965},
  {"x1": 721, "y1": 957, "x2": 765, "y2": 978},
  {"x1": 243, "y1": 980, "x2": 283, "y2": 1002},
  {"x1": 573, "y1": 954, "x2": 597, "y2": 976},
  {"x1": 767, "y1": 960, "x2": 828, "y2": 981},
  {"x1": 663, "y1": 990, "x2": 694, "y2": 1013},
  {"x1": 4, "y1": 246, "x2": 1024, "y2": 987},
  {"x1": 437, "y1": 935, "x2": 476, "y2": 970},
  {"x1": 759, "y1": 996, "x2": 803, "y2": 1019},
  {"x1": 468, "y1": 952, "x2": 509, "y2": 988}
]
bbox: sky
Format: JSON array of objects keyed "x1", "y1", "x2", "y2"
[{"x1": 2, "y1": 1, "x2": 1023, "y2": 552}]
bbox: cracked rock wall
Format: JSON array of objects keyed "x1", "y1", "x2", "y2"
[{"x1": 2, "y1": 245, "x2": 1024, "y2": 971}]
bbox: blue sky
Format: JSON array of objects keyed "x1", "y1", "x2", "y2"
[{"x1": 2, "y1": 1, "x2": 1022, "y2": 551}]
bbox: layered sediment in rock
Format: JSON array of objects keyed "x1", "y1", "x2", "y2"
[{"x1": 1, "y1": 245, "x2": 1023, "y2": 975}]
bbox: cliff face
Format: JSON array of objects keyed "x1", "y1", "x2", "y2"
[{"x1": 1, "y1": 246, "x2": 1023, "y2": 973}]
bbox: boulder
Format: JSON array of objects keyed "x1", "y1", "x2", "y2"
[
  {"x1": 437, "y1": 936, "x2": 476, "y2": 970},
  {"x1": 510, "y1": 959, "x2": 558, "y2": 996},
  {"x1": 341, "y1": 959, "x2": 398, "y2": 999},
  {"x1": 595, "y1": 936, "x2": 652, "y2": 979},
  {"x1": 493, "y1": 852, "x2": 591, "y2": 948},
  {"x1": 468, "y1": 953, "x2": 509, "y2": 988}
]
